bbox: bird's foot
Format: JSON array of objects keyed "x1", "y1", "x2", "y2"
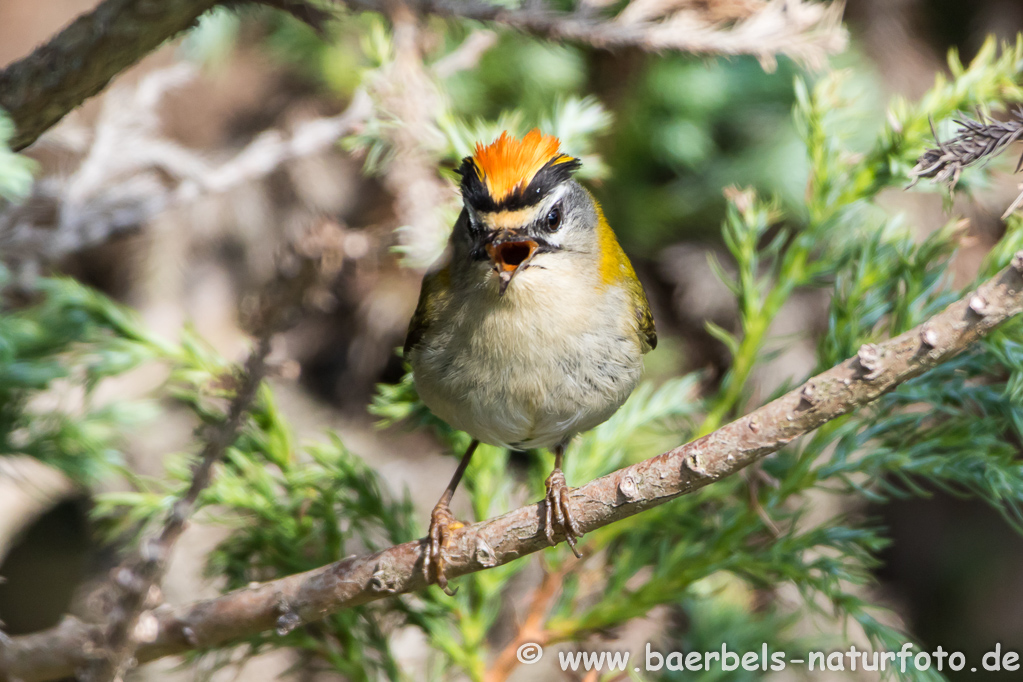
[
  {"x1": 544, "y1": 468, "x2": 583, "y2": 558},
  {"x1": 424, "y1": 503, "x2": 463, "y2": 595}
]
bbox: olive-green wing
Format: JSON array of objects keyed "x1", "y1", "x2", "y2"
[
  {"x1": 637, "y1": 296, "x2": 657, "y2": 352},
  {"x1": 637, "y1": 293, "x2": 657, "y2": 352},
  {"x1": 625, "y1": 276, "x2": 656, "y2": 353},
  {"x1": 403, "y1": 265, "x2": 451, "y2": 360}
]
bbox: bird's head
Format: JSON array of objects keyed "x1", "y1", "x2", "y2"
[{"x1": 453, "y1": 129, "x2": 601, "y2": 296}]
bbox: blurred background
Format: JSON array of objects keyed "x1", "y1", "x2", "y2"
[{"x1": 3, "y1": 0, "x2": 1023, "y2": 680}]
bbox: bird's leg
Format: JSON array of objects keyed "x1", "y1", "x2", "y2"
[
  {"x1": 544, "y1": 443, "x2": 583, "y2": 558},
  {"x1": 425, "y1": 439, "x2": 478, "y2": 595}
]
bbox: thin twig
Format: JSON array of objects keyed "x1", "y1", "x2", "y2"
[
  {"x1": 4, "y1": 252, "x2": 1023, "y2": 682},
  {"x1": 80, "y1": 335, "x2": 274, "y2": 682},
  {"x1": 342, "y1": 0, "x2": 848, "y2": 71},
  {"x1": 68, "y1": 222, "x2": 346, "y2": 682},
  {"x1": 0, "y1": 0, "x2": 846, "y2": 154},
  {"x1": 0, "y1": 66, "x2": 372, "y2": 276}
]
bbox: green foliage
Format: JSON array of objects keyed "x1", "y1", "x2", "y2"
[
  {"x1": 0, "y1": 267, "x2": 424, "y2": 681},
  {"x1": 100, "y1": 391, "x2": 421, "y2": 682},
  {"x1": 0, "y1": 109, "x2": 36, "y2": 201},
  {"x1": 369, "y1": 36, "x2": 1023, "y2": 682},
  {"x1": 8, "y1": 10, "x2": 1023, "y2": 682},
  {"x1": 0, "y1": 269, "x2": 164, "y2": 481},
  {"x1": 603, "y1": 56, "x2": 810, "y2": 251}
]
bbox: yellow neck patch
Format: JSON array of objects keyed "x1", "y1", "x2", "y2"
[
  {"x1": 593, "y1": 198, "x2": 637, "y2": 288},
  {"x1": 471, "y1": 129, "x2": 573, "y2": 203}
]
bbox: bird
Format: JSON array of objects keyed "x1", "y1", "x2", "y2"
[{"x1": 404, "y1": 129, "x2": 656, "y2": 593}]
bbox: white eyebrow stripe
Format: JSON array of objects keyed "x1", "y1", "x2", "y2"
[{"x1": 542, "y1": 184, "x2": 570, "y2": 211}]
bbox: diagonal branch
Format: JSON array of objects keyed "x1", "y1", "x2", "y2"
[{"x1": 4, "y1": 254, "x2": 1023, "y2": 682}]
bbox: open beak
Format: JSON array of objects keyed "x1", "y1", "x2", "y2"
[{"x1": 485, "y1": 239, "x2": 539, "y2": 295}]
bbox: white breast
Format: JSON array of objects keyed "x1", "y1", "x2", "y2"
[{"x1": 411, "y1": 261, "x2": 644, "y2": 450}]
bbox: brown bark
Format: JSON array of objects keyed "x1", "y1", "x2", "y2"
[{"x1": 0, "y1": 0, "x2": 221, "y2": 151}]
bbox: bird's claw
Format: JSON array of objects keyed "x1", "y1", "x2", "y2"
[
  {"x1": 424, "y1": 503, "x2": 463, "y2": 595},
  {"x1": 544, "y1": 468, "x2": 583, "y2": 558}
]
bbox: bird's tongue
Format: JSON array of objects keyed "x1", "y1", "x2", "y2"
[
  {"x1": 485, "y1": 240, "x2": 538, "y2": 295},
  {"x1": 488, "y1": 240, "x2": 537, "y2": 272}
]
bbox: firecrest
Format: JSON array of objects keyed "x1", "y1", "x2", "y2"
[{"x1": 404, "y1": 129, "x2": 656, "y2": 592}]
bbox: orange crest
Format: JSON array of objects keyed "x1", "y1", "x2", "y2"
[{"x1": 471, "y1": 129, "x2": 572, "y2": 203}]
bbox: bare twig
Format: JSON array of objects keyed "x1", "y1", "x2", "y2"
[
  {"x1": 4, "y1": 253, "x2": 1023, "y2": 682},
  {"x1": 65, "y1": 223, "x2": 345, "y2": 682},
  {"x1": 175, "y1": 91, "x2": 373, "y2": 201},
  {"x1": 0, "y1": 64, "x2": 372, "y2": 276},
  {"x1": 344, "y1": 0, "x2": 848, "y2": 71},
  {"x1": 79, "y1": 335, "x2": 274, "y2": 682}
]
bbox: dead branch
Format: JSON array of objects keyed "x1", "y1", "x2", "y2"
[
  {"x1": 910, "y1": 109, "x2": 1023, "y2": 187},
  {"x1": 0, "y1": 64, "x2": 372, "y2": 279},
  {"x1": 1, "y1": 0, "x2": 845, "y2": 156},
  {"x1": 0, "y1": 0, "x2": 219, "y2": 152},
  {"x1": 0, "y1": 0, "x2": 337, "y2": 152},
  {"x1": 3, "y1": 252, "x2": 1023, "y2": 682},
  {"x1": 78, "y1": 335, "x2": 274, "y2": 682},
  {"x1": 350, "y1": 0, "x2": 848, "y2": 71},
  {"x1": 36, "y1": 222, "x2": 346, "y2": 682},
  {"x1": 909, "y1": 108, "x2": 1023, "y2": 219}
]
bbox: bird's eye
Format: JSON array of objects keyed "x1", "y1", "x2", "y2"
[{"x1": 546, "y1": 206, "x2": 562, "y2": 231}]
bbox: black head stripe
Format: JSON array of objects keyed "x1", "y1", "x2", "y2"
[
  {"x1": 456, "y1": 156, "x2": 494, "y2": 211},
  {"x1": 458, "y1": 154, "x2": 581, "y2": 212}
]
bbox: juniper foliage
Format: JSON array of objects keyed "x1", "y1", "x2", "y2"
[{"x1": 4, "y1": 20, "x2": 1023, "y2": 682}]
